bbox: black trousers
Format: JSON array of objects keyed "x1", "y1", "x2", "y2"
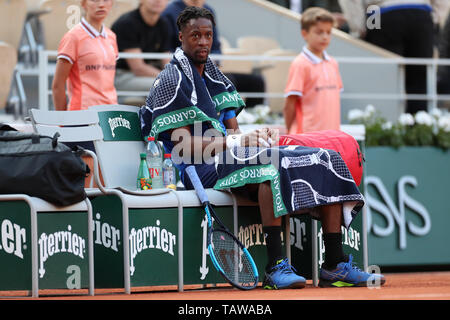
[
  {"x1": 365, "y1": 9, "x2": 434, "y2": 114},
  {"x1": 225, "y1": 72, "x2": 266, "y2": 108}
]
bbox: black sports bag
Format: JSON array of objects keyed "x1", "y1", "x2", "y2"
[{"x1": 0, "y1": 124, "x2": 89, "y2": 206}]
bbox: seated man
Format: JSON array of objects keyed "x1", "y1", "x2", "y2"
[
  {"x1": 139, "y1": 6, "x2": 386, "y2": 289},
  {"x1": 161, "y1": 0, "x2": 266, "y2": 108},
  {"x1": 111, "y1": 0, "x2": 171, "y2": 105}
]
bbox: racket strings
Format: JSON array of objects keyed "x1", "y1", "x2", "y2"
[{"x1": 211, "y1": 230, "x2": 257, "y2": 288}]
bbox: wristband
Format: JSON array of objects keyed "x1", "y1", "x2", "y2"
[
  {"x1": 258, "y1": 137, "x2": 270, "y2": 148},
  {"x1": 226, "y1": 134, "x2": 242, "y2": 149}
]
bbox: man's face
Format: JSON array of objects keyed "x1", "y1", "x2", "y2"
[{"x1": 179, "y1": 17, "x2": 213, "y2": 65}]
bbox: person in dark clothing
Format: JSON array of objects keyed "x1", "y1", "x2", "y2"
[
  {"x1": 111, "y1": 0, "x2": 170, "y2": 103},
  {"x1": 438, "y1": 14, "x2": 450, "y2": 99},
  {"x1": 365, "y1": 6, "x2": 434, "y2": 114},
  {"x1": 339, "y1": 1, "x2": 449, "y2": 114},
  {"x1": 161, "y1": 0, "x2": 266, "y2": 108}
]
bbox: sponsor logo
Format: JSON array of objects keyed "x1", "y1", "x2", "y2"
[
  {"x1": 0, "y1": 219, "x2": 26, "y2": 259},
  {"x1": 155, "y1": 110, "x2": 198, "y2": 128},
  {"x1": 150, "y1": 107, "x2": 225, "y2": 138},
  {"x1": 216, "y1": 166, "x2": 277, "y2": 188},
  {"x1": 365, "y1": 175, "x2": 431, "y2": 249},
  {"x1": 85, "y1": 64, "x2": 115, "y2": 71},
  {"x1": 108, "y1": 115, "x2": 131, "y2": 138},
  {"x1": 318, "y1": 226, "x2": 361, "y2": 267},
  {"x1": 271, "y1": 173, "x2": 285, "y2": 216},
  {"x1": 238, "y1": 224, "x2": 266, "y2": 249},
  {"x1": 129, "y1": 220, "x2": 176, "y2": 276},
  {"x1": 38, "y1": 225, "x2": 86, "y2": 278},
  {"x1": 290, "y1": 217, "x2": 307, "y2": 251},
  {"x1": 215, "y1": 165, "x2": 286, "y2": 216},
  {"x1": 213, "y1": 91, "x2": 244, "y2": 110},
  {"x1": 93, "y1": 213, "x2": 120, "y2": 252}
]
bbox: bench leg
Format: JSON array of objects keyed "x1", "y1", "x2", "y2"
[{"x1": 312, "y1": 220, "x2": 319, "y2": 287}]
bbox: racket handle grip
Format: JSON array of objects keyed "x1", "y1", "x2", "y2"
[{"x1": 186, "y1": 165, "x2": 209, "y2": 204}]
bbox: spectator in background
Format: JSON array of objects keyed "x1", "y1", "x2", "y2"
[
  {"x1": 266, "y1": 0, "x2": 290, "y2": 10},
  {"x1": 111, "y1": 0, "x2": 171, "y2": 105},
  {"x1": 284, "y1": 7, "x2": 343, "y2": 134},
  {"x1": 338, "y1": 0, "x2": 450, "y2": 114},
  {"x1": 438, "y1": 13, "x2": 450, "y2": 105},
  {"x1": 52, "y1": 0, "x2": 118, "y2": 110},
  {"x1": 289, "y1": 0, "x2": 301, "y2": 13},
  {"x1": 161, "y1": 0, "x2": 266, "y2": 108},
  {"x1": 302, "y1": 0, "x2": 341, "y2": 12},
  {"x1": 268, "y1": 0, "x2": 349, "y2": 32}
]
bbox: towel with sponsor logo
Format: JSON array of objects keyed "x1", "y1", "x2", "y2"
[
  {"x1": 213, "y1": 145, "x2": 364, "y2": 228},
  {"x1": 138, "y1": 48, "x2": 364, "y2": 226},
  {"x1": 139, "y1": 47, "x2": 244, "y2": 139}
]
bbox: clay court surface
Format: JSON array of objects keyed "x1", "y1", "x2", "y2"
[{"x1": 2, "y1": 271, "x2": 450, "y2": 300}]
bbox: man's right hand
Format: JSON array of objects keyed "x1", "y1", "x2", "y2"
[{"x1": 227, "y1": 128, "x2": 279, "y2": 148}]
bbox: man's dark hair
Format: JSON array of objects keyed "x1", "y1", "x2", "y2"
[{"x1": 176, "y1": 6, "x2": 216, "y2": 31}]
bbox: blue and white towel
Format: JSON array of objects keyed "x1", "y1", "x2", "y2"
[
  {"x1": 139, "y1": 48, "x2": 364, "y2": 228},
  {"x1": 140, "y1": 48, "x2": 244, "y2": 140},
  {"x1": 214, "y1": 146, "x2": 364, "y2": 227}
]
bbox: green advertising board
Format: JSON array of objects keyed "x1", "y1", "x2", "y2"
[
  {"x1": 37, "y1": 211, "x2": 90, "y2": 290},
  {"x1": 90, "y1": 195, "x2": 124, "y2": 288},
  {"x1": 97, "y1": 110, "x2": 143, "y2": 141},
  {"x1": 87, "y1": 194, "x2": 366, "y2": 285},
  {"x1": 0, "y1": 199, "x2": 92, "y2": 294},
  {"x1": 365, "y1": 146, "x2": 449, "y2": 266},
  {"x1": 90, "y1": 193, "x2": 268, "y2": 289},
  {"x1": 0, "y1": 201, "x2": 32, "y2": 291}
]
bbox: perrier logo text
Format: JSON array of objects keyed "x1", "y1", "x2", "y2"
[
  {"x1": 108, "y1": 115, "x2": 131, "y2": 138},
  {"x1": 0, "y1": 218, "x2": 26, "y2": 259},
  {"x1": 38, "y1": 225, "x2": 86, "y2": 278}
]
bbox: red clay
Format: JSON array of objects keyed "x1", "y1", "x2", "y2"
[{"x1": 2, "y1": 271, "x2": 450, "y2": 300}]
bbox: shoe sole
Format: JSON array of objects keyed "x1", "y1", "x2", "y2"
[
  {"x1": 318, "y1": 278, "x2": 386, "y2": 288},
  {"x1": 263, "y1": 281, "x2": 306, "y2": 290}
]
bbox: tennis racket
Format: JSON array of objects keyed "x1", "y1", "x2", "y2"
[{"x1": 185, "y1": 166, "x2": 259, "y2": 290}]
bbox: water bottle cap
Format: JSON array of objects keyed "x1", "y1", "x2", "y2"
[
  {"x1": 140, "y1": 153, "x2": 146, "y2": 158},
  {"x1": 164, "y1": 154, "x2": 171, "y2": 158},
  {"x1": 147, "y1": 136, "x2": 155, "y2": 141}
]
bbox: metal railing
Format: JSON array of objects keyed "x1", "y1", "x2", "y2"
[{"x1": 37, "y1": 50, "x2": 450, "y2": 111}]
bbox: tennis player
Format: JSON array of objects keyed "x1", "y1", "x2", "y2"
[{"x1": 139, "y1": 6, "x2": 386, "y2": 289}]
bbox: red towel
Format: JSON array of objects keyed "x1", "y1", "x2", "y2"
[{"x1": 278, "y1": 130, "x2": 364, "y2": 186}]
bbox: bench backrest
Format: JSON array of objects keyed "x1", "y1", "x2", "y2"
[
  {"x1": 87, "y1": 105, "x2": 145, "y2": 190},
  {"x1": 30, "y1": 105, "x2": 145, "y2": 190},
  {"x1": 30, "y1": 108, "x2": 102, "y2": 142}
]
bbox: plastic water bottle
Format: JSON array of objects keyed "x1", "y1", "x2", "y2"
[
  {"x1": 137, "y1": 153, "x2": 151, "y2": 190},
  {"x1": 146, "y1": 137, "x2": 163, "y2": 189},
  {"x1": 162, "y1": 153, "x2": 177, "y2": 190}
]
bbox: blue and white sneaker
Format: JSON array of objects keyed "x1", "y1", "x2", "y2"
[
  {"x1": 319, "y1": 254, "x2": 386, "y2": 288},
  {"x1": 263, "y1": 258, "x2": 306, "y2": 289}
]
